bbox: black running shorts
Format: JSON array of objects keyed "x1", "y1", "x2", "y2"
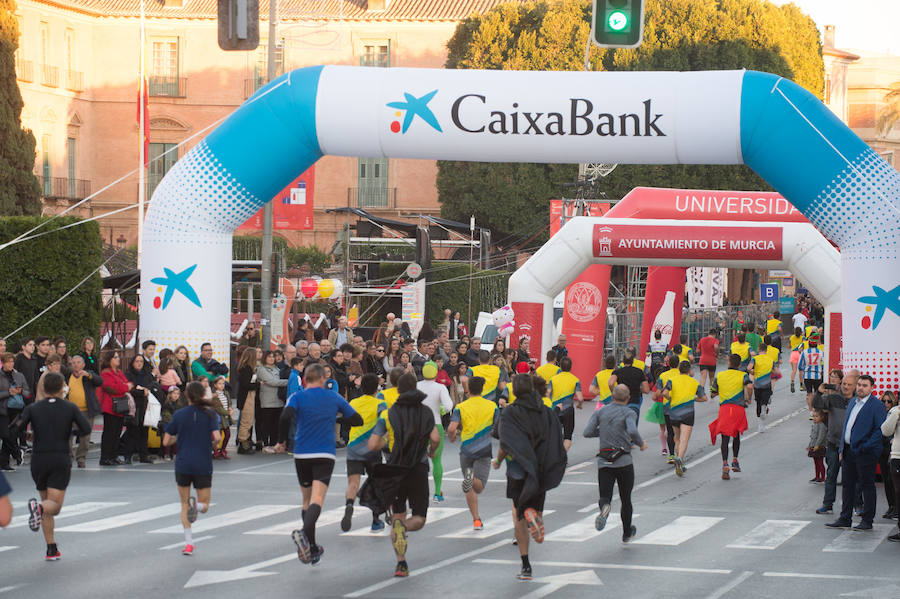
[
  {"x1": 175, "y1": 472, "x2": 212, "y2": 489},
  {"x1": 506, "y1": 475, "x2": 545, "y2": 515},
  {"x1": 30, "y1": 453, "x2": 71, "y2": 491},
  {"x1": 346, "y1": 459, "x2": 379, "y2": 477},
  {"x1": 669, "y1": 412, "x2": 696, "y2": 427},
  {"x1": 804, "y1": 379, "x2": 823, "y2": 394},
  {"x1": 294, "y1": 457, "x2": 335, "y2": 488},
  {"x1": 755, "y1": 386, "x2": 773, "y2": 406},
  {"x1": 392, "y1": 462, "x2": 429, "y2": 518},
  {"x1": 559, "y1": 406, "x2": 575, "y2": 441},
  {"x1": 699, "y1": 364, "x2": 717, "y2": 374}
]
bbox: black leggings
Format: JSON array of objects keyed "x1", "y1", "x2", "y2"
[
  {"x1": 101, "y1": 413, "x2": 124, "y2": 461},
  {"x1": 598, "y1": 465, "x2": 635, "y2": 532},
  {"x1": 664, "y1": 415, "x2": 675, "y2": 455},
  {"x1": 257, "y1": 407, "x2": 281, "y2": 447},
  {"x1": 720, "y1": 435, "x2": 741, "y2": 462}
]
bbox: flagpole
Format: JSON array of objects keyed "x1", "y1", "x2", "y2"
[{"x1": 137, "y1": 0, "x2": 146, "y2": 269}]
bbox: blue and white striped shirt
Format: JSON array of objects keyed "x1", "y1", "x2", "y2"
[{"x1": 798, "y1": 347, "x2": 824, "y2": 381}]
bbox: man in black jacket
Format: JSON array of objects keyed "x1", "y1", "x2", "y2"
[
  {"x1": 494, "y1": 373, "x2": 566, "y2": 581},
  {"x1": 817, "y1": 370, "x2": 858, "y2": 515},
  {"x1": 0, "y1": 353, "x2": 30, "y2": 470}
]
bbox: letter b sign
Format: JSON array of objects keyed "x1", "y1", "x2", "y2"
[{"x1": 760, "y1": 283, "x2": 779, "y2": 303}]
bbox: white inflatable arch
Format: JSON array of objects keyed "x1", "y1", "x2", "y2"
[
  {"x1": 509, "y1": 217, "x2": 841, "y2": 367},
  {"x1": 140, "y1": 67, "x2": 900, "y2": 385}
]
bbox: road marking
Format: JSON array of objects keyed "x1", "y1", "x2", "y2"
[
  {"x1": 632, "y1": 516, "x2": 723, "y2": 546},
  {"x1": 822, "y1": 524, "x2": 893, "y2": 552},
  {"x1": 229, "y1": 459, "x2": 294, "y2": 473},
  {"x1": 0, "y1": 547, "x2": 18, "y2": 553},
  {"x1": 344, "y1": 539, "x2": 510, "y2": 597},
  {"x1": 565, "y1": 460, "x2": 593, "y2": 474},
  {"x1": 8, "y1": 501, "x2": 129, "y2": 529},
  {"x1": 841, "y1": 585, "x2": 900, "y2": 597},
  {"x1": 545, "y1": 512, "x2": 639, "y2": 543},
  {"x1": 158, "y1": 535, "x2": 215, "y2": 550},
  {"x1": 244, "y1": 507, "x2": 342, "y2": 536},
  {"x1": 704, "y1": 571, "x2": 754, "y2": 599},
  {"x1": 185, "y1": 552, "x2": 299, "y2": 588},
  {"x1": 763, "y1": 572, "x2": 900, "y2": 581},
  {"x1": 440, "y1": 510, "x2": 556, "y2": 539},
  {"x1": 474, "y1": 559, "x2": 731, "y2": 575},
  {"x1": 521, "y1": 569, "x2": 603, "y2": 599},
  {"x1": 57, "y1": 502, "x2": 185, "y2": 532},
  {"x1": 341, "y1": 507, "x2": 466, "y2": 537},
  {"x1": 726, "y1": 520, "x2": 809, "y2": 550},
  {"x1": 150, "y1": 504, "x2": 296, "y2": 534},
  {"x1": 0, "y1": 584, "x2": 26, "y2": 595}
]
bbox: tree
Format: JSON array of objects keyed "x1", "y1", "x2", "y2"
[
  {"x1": 285, "y1": 244, "x2": 332, "y2": 273},
  {"x1": 877, "y1": 81, "x2": 900, "y2": 136},
  {"x1": 0, "y1": 0, "x2": 41, "y2": 216},
  {"x1": 439, "y1": 0, "x2": 825, "y2": 238}
]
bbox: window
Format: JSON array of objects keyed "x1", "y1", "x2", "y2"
[
  {"x1": 41, "y1": 134, "x2": 51, "y2": 196},
  {"x1": 361, "y1": 42, "x2": 390, "y2": 67},
  {"x1": 357, "y1": 158, "x2": 389, "y2": 207},
  {"x1": 147, "y1": 142, "x2": 178, "y2": 198},
  {"x1": 254, "y1": 39, "x2": 284, "y2": 88},
  {"x1": 65, "y1": 28, "x2": 74, "y2": 72},
  {"x1": 40, "y1": 21, "x2": 48, "y2": 65},
  {"x1": 67, "y1": 137, "x2": 76, "y2": 198},
  {"x1": 150, "y1": 37, "x2": 181, "y2": 96}
]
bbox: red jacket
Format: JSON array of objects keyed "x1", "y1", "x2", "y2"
[
  {"x1": 435, "y1": 369, "x2": 452, "y2": 388},
  {"x1": 98, "y1": 368, "x2": 131, "y2": 416}
]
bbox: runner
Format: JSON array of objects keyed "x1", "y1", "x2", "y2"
[
  {"x1": 162, "y1": 381, "x2": 221, "y2": 556},
  {"x1": 18, "y1": 372, "x2": 91, "y2": 560},
  {"x1": 799, "y1": 335, "x2": 825, "y2": 413},
  {"x1": 467, "y1": 350, "x2": 507, "y2": 404},
  {"x1": 709, "y1": 354, "x2": 752, "y2": 480},
  {"x1": 447, "y1": 376, "x2": 499, "y2": 530},
  {"x1": 788, "y1": 327, "x2": 805, "y2": 393},
  {"x1": 377, "y1": 367, "x2": 404, "y2": 410},
  {"x1": 696, "y1": 329, "x2": 720, "y2": 389},
  {"x1": 367, "y1": 372, "x2": 440, "y2": 577},
  {"x1": 274, "y1": 364, "x2": 362, "y2": 565},
  {"x1": 675, "y1": 335, "x2": 694, "y2": 364},
  {"x1": 584, "y1": 383, "x2": 647, "y2": 540},
  {"x1": 653, "y1": 355, "x2": 681, "y2": 462},
  {"x1": 662, "y1": 361, "x2": 708, "y2": 476},
  {"x1": 589, "y1": 355, "x2": 617, "y2": 410},
  {"x1": 646, "y1": 330, "x2": 669, "y2": 384},
  {"x1": 764, "y1": 334, "x2": 781, "y2": 367},
  {"x1": 494, "y1": 373, "x2": 566, "y2": 581},
  {"x1": 535, "y1": 350, "x2": 560, "y2": 383},
  {"x1": 766, "y1": 311, "x2": 783, "y2": 352},
  {"x1": 609, "y1": 352, "x2": 650, "y2": 418},
  {"x1": 548, "y1": 357, "x2": 583, "y2": 452},
  {"x1": 417, "y1": 361, "x2": 453, "y2": 502},
  {"x1": 746, "y1": 325, "x2": 763, "y2": 356},
  {"x1": 342, "y1": 373, "x2": 386, "y2": 532},
  {"x1": 749, "y1": 339, "x2": 779, "y2": 433},
  {"x1": 730, "y1": 332, "x2": 752, "y2": 371}
]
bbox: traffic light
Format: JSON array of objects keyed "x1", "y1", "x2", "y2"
[
  {"x1": 591, "y1": 0, "x2": 645, "y2": 49},
  {"x1": 218, "y1": 0, "x2": 259, "y2": 51}
]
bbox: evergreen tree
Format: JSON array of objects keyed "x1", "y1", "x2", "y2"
[
  {"x1": 439, "y1": 0, "x2": 824, "y2": 243},
  {"x1": 0, "y1": 0, "x2": 41, "y2": 216}
]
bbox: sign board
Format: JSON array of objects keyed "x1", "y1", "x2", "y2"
[
  {"x1": 760, "y1": 283, "x2": 779, "y2": 302},
  {"x1": 406, "y1": 262, "x2": 422, "y2": 279},
  {"x1": 768, "y1": 269, "x2": 792, "y2": 278},
  {"x1": 240, "y1": 168, "x2": 315, "y2": 230},
  {"x1": 782, "y1": 277, "x2": 794, "y2": 287},
  {"x1": 593, "y1": 224, "x2": 782, "y2": 261},
  {"x1": 401, "y1": 279, "x2": 426, "y2": 338},
  {"x1": 779, "y1": 296, "x2": 796, "y2": 314}
]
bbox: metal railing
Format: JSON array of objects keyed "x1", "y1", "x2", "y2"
[
  {"x1": 37, "y1": 176, "x2": 92, "y2": 200},
  {"x1": 40, "y1": 64, "x2": 59, "y2": 87},
  {"x1": 65, "y1": 69, "x2": 84, "y2": 92},
  {"x1": 148, "y1": 76, "x2": 186, "y2": 97},
  {"x1": 348, "y1": 186, "x2": 397, "y2": 209},
  {"x1": 16, "y1": 58, "x2": 33, "y2": 82}
]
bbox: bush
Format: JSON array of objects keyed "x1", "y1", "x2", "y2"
[{"x1": 0, "y1": 216, "x2": 103, "y2": 350}]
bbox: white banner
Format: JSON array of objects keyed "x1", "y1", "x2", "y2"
[{"x1": 401, "y1": 279, "x2": 427, "y2": 338}]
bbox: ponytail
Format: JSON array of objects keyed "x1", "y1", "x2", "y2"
[{"x1": 185, "y1": 381, "x2": 218, "y2": 418}]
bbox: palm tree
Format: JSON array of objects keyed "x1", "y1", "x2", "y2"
[{"x1": 876, "y1": 81, "x2": 900, "y2": 135}]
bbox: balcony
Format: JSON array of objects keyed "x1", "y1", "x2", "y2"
[
  {"x1": 37, "y1": 176, "x2": 92, "y2": 201},
  {"x1": 243, "y1": 77, "x2": 267, "y2": 99},
  {"x1": 360, "y1": 53, "x2": 389, "y2": 68},
  {"x1": 40, "y1": 64, "x2": 59, "y2": 87},
  {"x1": 16, "y1": 58, "x2": 33, "y2": 82},
  {"x1": 148, "y1": 76, "x2": 186, "y2": 98},
  {"x1": 65, "y1": 70, "x2": 84, "y2": 92},
  {"x1": 348, "y1": 187, "x2": 397, "y2": 209}
]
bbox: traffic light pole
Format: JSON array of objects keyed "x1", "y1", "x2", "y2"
[{"x1": 259, "y1": 0, "x2": 278, "y2": 351}]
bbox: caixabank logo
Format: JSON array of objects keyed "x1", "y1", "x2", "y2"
[
  {"x1": 387, "y1": 89, "x2": 667, "y2": 137},
  {"x1": 857, "y1": 283, "x2": 900, "y2": 330}
]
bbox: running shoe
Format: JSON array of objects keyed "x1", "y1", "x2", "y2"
[
  {"x1": 722, "y1": 465, "x2": 730, "y2": 480},
  {"x1": 523, "y1": 508, "x2": 544, "y2": 544},
  {"x1": 310, "y1": 544, "x2": 325, "y2": 565},
  {"x1": 473, "y1": 519, "x2": 483, "y2": 531},
  {"x1": 666, "y1": 454, "x2": 675, "y2": 464},
  {"x1": 394, "y1": 562, "x2": 409, "y2": 578},
  {"x1": 371, "y1": 520, "x2": 385, "y2": 532},
  {"x1": 674, "y1": 457, "x2": 684, "y2": 477},
  {"x1": 517, "y1": 566, "x2": 532, "y2": 581},
  {"x1": 27, "y1": 498, "x2": 42, "y2": 532},
  {"x1": 731, "y1": 459, "x2": 741, "y2": 473},
  {"x1": 790, "y1": 381, "x2": 795, "y2": 393},
  {"x1": 433, "y1": 494, "x2": 444, "y2": 503},
  {"x1": 595, "y1": 502, "x2": 611, "y2": 531},
  {"x1": 187, "y1": 496, "x2": 198, "y2": 524},
  {"x1": 661, "y1": 448, "x2": 668, "y2": 456},
  {"x1": 623, "y1": 525, "x2": 637, "y2": 543},
  {"x1": 182, "y1": 544, "x2": 194, "y2": 556},
  {"x1": 292, "y1": 529, "x2": 312, "y2": 564},
  {"x1": 391, "y1": 519, "x2": 408, "y2": 559},
  {"x1": 45, "y1": 545, "x2": 60, "y2": 561},
  {"x1": 462, "y1": 468, "x2": 474, "y2": 494},
  {"x1": 341, "y1": 503, "x2": 354, "y2": 532}
]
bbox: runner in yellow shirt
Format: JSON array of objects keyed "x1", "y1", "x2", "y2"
[
  {"x1": 730, "y1": 332, "x2": 752, "y2": 372},
  {"x1": 343, "y1": 374, "x2": 387, "y2": 532},
  {"x1": 535, "y1": 350, "x2": 560, "y2": 384},
  {"x1": 652, "y1": 355, "x2": 681, "y2": 463},
  {"x1": 788, "y1": 327, "x2": 804, "y2": 393},
  {"x1": 548, "y1": 357, "x2": 583, "y2": 452},
  {"x1": 589, "y1": 355, "x2": 616, "y2": 409}
]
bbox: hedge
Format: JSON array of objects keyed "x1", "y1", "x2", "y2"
[{"x1": 0, "y1": 216, "x2": 103, "y2": 350}]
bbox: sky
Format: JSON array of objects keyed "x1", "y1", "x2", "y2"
[{"x1": 772, "y1": 0, "x2": 899, "y2": 56}]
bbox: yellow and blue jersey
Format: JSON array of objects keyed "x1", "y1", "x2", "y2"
[
  {"x1": 766, "y1": 318, "x2": 781, "y2": 335},
  {"x1": 506, "y1": 387, "x2": 552, "y2": 408},
  {"x1": 665, "y1": 374, "x2": 703, "y2": 419},
  {"x1": 592, "y1": 368, "x2": 614, "y2": 406},
  {"x1": 549, "y1": 371, "x2": 581, "y2": 410},
  {"x1": 376, "y1": 387, "x2": 399, "y2": 410},
  {"x1": 711, "y1": 369, "x2": 751, "y2": 406},
  {"x1": 347, "y1": 394, "x2": 386, "y2": 461},
  {"x1": 450, "y1": 395, "x2": 499, "y2": 459},
  {"x1": 749, "y1": 353, "x2": 775, "y2": 388},
  {"x1": 467, "y1": 364, "x2": 505, "y2": 402},
  {"x1": 677, "y1": 345, "x2": 693, "y2": 364},
  {"x1": 656, "y1": 367, "x2": 680, "y2": 410},
  {"x1": 535, "y1": 363, "x2": 561, "y2": 383},
  {"x1": 766, "y1": 345, "x2": 780, "y2": 364},
  {"x1": 731, "y1": 341, "x2": 751, "y2": 367}
]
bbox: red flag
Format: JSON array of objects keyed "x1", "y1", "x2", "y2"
[{"x1": 137, "y1": 78, "x2": 149, "y2": 167}]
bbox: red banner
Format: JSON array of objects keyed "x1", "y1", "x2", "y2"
[
  {"x1": 593, "y1": 224, "x2": 783, "y2": 261},
  {"x1": 619, "y1": 187, "x2": 806, "y2": 222},
  {"x1": 240, "y1": 167, "x2": 315, "y2": 230},
  {"x1": 550, "y1": 199, "x2": 611, "y2": 236},
  {"x1": 511, "y1": 301, "x2": 543, "y2": 366},
  {"x1": 830, "y1": 312, "x2": 843, "y2": 372},
  {"x1": 638, "y1": 266, "x2": 687, "y2": 362}
]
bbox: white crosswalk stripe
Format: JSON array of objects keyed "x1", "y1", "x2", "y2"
[
  {"x1": 545, "y1": 512, "x2": 637, "y2": 542},
  {"x1": 632, "y1": 516, "x2": 723, "y2": 546},
  {"x1": 244, "y1": 507, "x2": 344, "y2": 536},
  {"x1": 0, "y1": 546, "x2": 18, "y2": 553},
  {"x1": 440, "y1": 510, "x2": 556, "y2": 539},
  {"x1": 341, "y1": 507, "x2": 467, "y2": 536},
  {"x1": 56, "y1": 503, "x2": 185, "y2": 532},
  {"x1": 727, "y1": 520, "x2": 809, "y2": 550},
  {"x1": 823, "y1": 524, "x2": 894, "y2": 552},
  {"x1": 8, "y1": 501, "x2": 129, "y2": 529},
  {"x1": 150, "y1": 504, "x2": 296, "y2": 534}
]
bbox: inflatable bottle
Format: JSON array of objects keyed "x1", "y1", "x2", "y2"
[{"x1": 648, "y1": 291, "x2": 677, "y2": 347}]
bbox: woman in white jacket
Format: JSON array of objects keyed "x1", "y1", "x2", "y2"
[
  {"x1": 256, "y1": 351, "x2": 288, "y2": 452},
  {"x1": 879, "y1": 390, "x2": 900, "y2": 541}
]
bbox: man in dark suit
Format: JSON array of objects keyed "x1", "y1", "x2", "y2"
[{"x1": 826, "y1": 374, "x2": 886, "y2": 531}]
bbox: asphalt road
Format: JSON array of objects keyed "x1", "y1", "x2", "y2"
[{"x1": 2, "y1": 375, "x2": 899, "y2": 599}]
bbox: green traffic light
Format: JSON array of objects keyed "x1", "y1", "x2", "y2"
[{"x1": 608, "y1": 10, "x2": 628, "y2": 31}]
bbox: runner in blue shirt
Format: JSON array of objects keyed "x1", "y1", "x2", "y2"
[
  {"x1": 275, "y1": 363, "x2": 362, "y2": 566},
  {"x1": 163, "y1": 381, "x2": 221, "y2": 556},
  {"x1": 0, "y1": 470, "x2": 11, "y2": 527}
]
